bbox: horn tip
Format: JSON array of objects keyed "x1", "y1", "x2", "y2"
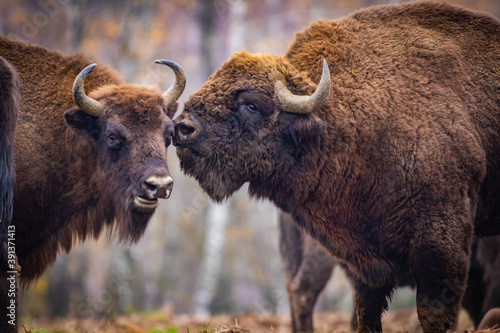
[
  {"x1": 155, "y1": 59, "x2": 182, "y2": 71},
  {"x1": 80, "y1": 63, "x2": 97, "y2": 76},
  {"x1": 155, "y1": 59, "x2": 174, "y2": 67},
  {"x1": 322, "y1": 59, "x2": 329, "y2": 71}
]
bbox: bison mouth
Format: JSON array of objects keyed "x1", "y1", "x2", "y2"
[{"x1": 133, "y1": 196, "x2": 158, "y2": 211}]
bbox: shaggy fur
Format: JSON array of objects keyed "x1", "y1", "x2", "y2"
[
  {"x1": 0, "y1": 56, "x2": 18, "y2": 237},
  {"x1": 0, "y1": 36, "x2": 178, "y2": 285},
  {"x1": 0, "y1": 56, "x2": 19, "y2": 333},
  {"x1": 174, "y1": 2, "x2": 500, "y2": 332},
  {"x1": 280, "y1": 212, "x2": 500, "y2": 332}
]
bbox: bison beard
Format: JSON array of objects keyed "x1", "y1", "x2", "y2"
[
  {"x1": 177, "y1": 147, "x2": 251, "y2": 203},
  {"x1": 114, "y1": 186, "x2": 154, "y2": 242},
  {"x1": 175, "y1": 2, "x2": 500, "y2": 333}
]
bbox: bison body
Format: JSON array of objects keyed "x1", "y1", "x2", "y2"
[
  {"x1": 0, "y1": 56, "x2": 19, "y2": 333},
  {"x1": 0, "y1": 56, "x2": 18, "y2": 238},
  {"x1": 0, "y1": 37, "x2": 184, "y2": 331},
  {"x1": 174, "y1": 2, "x2": 500, "y2": 332}
]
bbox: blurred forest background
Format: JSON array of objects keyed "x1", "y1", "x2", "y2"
[{"x1": 1, "y1": 0, "x2": 499, "y2": 325}]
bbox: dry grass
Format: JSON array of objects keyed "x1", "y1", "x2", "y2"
[{"x1": 22, "y1": 308, "x2": 497, "y2": 333}]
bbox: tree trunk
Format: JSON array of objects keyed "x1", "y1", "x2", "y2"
[
  {"x1": 191, "y1": 202, "x2": 230, "y2": 315},
  {"x1": 67, "y1": 0, "x2": 88, "y2": 51}
]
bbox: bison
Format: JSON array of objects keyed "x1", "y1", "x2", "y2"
[
  {"x1": 0, "y1": 36, "x2": 185, "y2": 331},
  {"x1": 280, "y1": 212, "x2": 500, "y2": 332},
  {"x1": 173, "y1": 2, "x2": 500, "y2": 332},
  {"x1": 0, "y1": 56, "x2": 19, "y2": 331},
  {"x1": 0, "y1": 56, "x2": 18, "y2": 241}
]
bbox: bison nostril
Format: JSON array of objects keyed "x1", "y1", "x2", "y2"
[
  {"x1": 142, "y1": 176, "x2": 174, "y2": 199},
  {"x1": 144, "y1": 181, "x2": 157, "y2": 192},
  {"x1": 142, "y1": 180, "x2": 158, "y2": 198},
  {"x1": 179, "y1": 122, "x2": 195, "y2": 136}
]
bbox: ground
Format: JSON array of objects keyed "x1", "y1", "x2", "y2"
[{"x1": 22, "y1": 308, "x2": 498, "y2": 333}]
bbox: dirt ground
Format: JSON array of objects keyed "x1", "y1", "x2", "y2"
[{"x1": 22, "y1": 308, "x2": 494, "y2": 333}]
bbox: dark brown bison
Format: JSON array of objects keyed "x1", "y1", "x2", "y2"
[
  {"x1": 0, "y1": 56, "x2": 19, "y2": 332},
  {"x1": 0, "y1": 56, "x2": 18, "y2": 240},
  {"x1": 280, "y1": 212, "x2": 500, "y2": 332},
  {"x1": 173, "y1": 2, "x2": 500, "y2": 332},
  {"x1": 0, "y1": 36, "x2": 185, "y2": 331}
]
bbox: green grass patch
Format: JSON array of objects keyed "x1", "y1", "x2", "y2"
[
  {"x1": 148, "y1": 328, "x2": 179, "y2": 333},
  {"x1": 186, "y1": 321, "x2": 218, "y2": 333},
  {"x1": 25, "y1": 329, "x2": 72, "y2": 333}
]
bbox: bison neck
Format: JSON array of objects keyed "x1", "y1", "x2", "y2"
[{"x1": 13, "y1": 128, "x2": 111, "y2": 283}]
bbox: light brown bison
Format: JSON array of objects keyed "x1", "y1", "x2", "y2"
[
  {"x1": 280, "y1": 212, "x2": 500, "y2": 332},
  {"x1": 0, "y1": 36, "x2": 185, "y2": 332},
  {"x1": 0, "y1": 56, "x2": 19, "y2": 332},
  {"x1": 173, "y1": 2, "x2": 500, "y2": 332}
]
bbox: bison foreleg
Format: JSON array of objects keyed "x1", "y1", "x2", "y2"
[
  {"x1": 279, "y1": 213, "x2": 336, "y2": 333},
  {"x1": 287, "y1": 253, "x2": 335, "y2": 333},
  {"x1": 413, "y1": 224, "x2": 471, "y2": 333},
  {"x1": 353, "y1": 277, "x2": 395, "y2": 333}
]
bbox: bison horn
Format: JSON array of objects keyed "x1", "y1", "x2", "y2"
[
  {"x1": 155, "y1": 59, "x2": 186, "y2": 109},
  {"x1": 72, "y1": 63, "x2": 102, "y2": 117},
  {"x1": 275, "y1": 59, "x2": 331, "y2": 114}
]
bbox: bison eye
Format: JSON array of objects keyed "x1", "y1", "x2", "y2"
[
  {"x1": 246, "y1": 104, "x2": 258, "y2": 112},
  {"x1": 107, "y1": 134, "x2": 117, "y2": 143},
  {"x1": 107, "y1": 133, "x2": 122, "y2": 149}
]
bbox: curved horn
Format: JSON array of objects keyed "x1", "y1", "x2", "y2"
[
  {"x1": 154, "y1": 59, "x2": 186, "y2": 109},
  {"x1": 275, "y1": 59, "x2": 331, "y2": 114},
  {"x1": 72, "y1": 63, "x2": 102, "y2": 117}
]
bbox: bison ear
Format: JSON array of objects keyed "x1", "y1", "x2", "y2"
[
  {"x1": 286, "y1": 116, "x2": 326, "y2": 146},
  {"x1": 165, "y1": 102, "x2": 179, "y2": 119},
  {"x1": 64, "y1": 108, "x2": 100, "y2": 141}
]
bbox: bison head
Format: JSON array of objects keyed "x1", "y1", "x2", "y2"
[
  {"x1": 63, "y1": 61, "x2": 185, "y2": 240},
  {"x1": 174, "y1": 52, "x2": 330, "y2": 202}
]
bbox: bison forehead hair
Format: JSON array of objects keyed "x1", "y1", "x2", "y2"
[
  {"x1": 175, "y1": 51, "x2": 326, "y2": 202},
  {"x1": 89, "y1": 84, "x2": 166, "y2": 118}
]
